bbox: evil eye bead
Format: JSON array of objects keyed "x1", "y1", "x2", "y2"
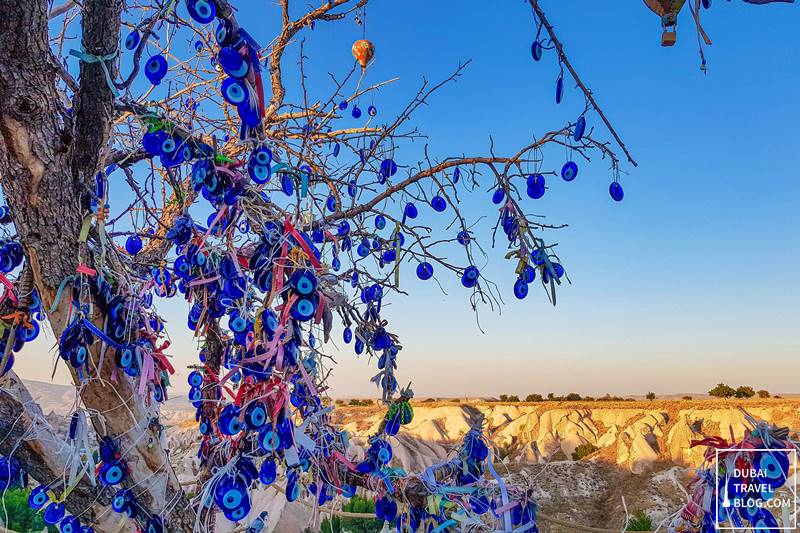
[
  {"x1": 99, "y1": 460, "x2": 126, "y2": 486},
  {"x1": 527, "y1": 173, "x2": 546, "y2": 199},
  {"x1": 199, "y1": 418, "x2": 211, "y2": 435},
  {"x1": 351, "y1": 105, "x2": 362, "y2": 119},
  {"x1": 186, "y1": 0, "x2": 216, "y2": 24},
  {"x1": 404, "y1": 202, "x2": 418, "y2": 219},
  {"x1": 99, "y1": 437, "x2": 117, "y2": 462},
  {"x1": 531, "y1": 40, "x2": 543, "y2": 61},
  {"x1": 343, "y1": 327, "x2": 353, "y2": 344},
  {"x1": 125, "y1": 234, "x2": 143, "y2": 255},
  {"x1": 238, "y1": 101, "x2": 262, "y2": 127},
  {"x1": 281, "y1": 173, "x2": 294, "y2": 196},
  {"x1": 116, "y1": 348, "x2": 133, "y2": 368},
  {"x1": 368, "y1": 105, "x2": 377, "y2": 116},
  {"x1": 214, "y1": 478, "x2": 246, "y2": 511},
  {"x1": 188, "y1": 387, "x2": 202, "y2": 402},
  {"x1": 258, "y1": 425, "x2": 281, "y2": 452},
  {"x1": 431, "y1": 195, "x2": 447, "y2": 212},
  {"x1": 125, "y1": 31, "x2": 140, "y2": 51},
  {"x1": 756, "y1": 450, "x2": 789, "y2": 488},
  {"x1": 146, "y1": 517, "x2": 164, "y2": 533},
  {"x1": 229, "y1": 315, "x2": 247, "y2": 334},
  {"x1": 60, "y1": 515, "x2": 82, "y2": 532},
  {"x1": 290, "y1": 297, "x2": 317, "y2": 322},
  {"x1": 332, "y1": 143, "x2": 340, "y2": 157},
  {"x1": 609, "y1": 181, "x2": 624, "y2": 201},
  {"x1": 251, "y1": 147, "x2": 273, "y2": 166},
  {"x1": 29, "y1": 485, "x2": 50, "y2": 510},
  {"x1": 259, "y1": 459, "x2": 277, "y2": 485},
  {"x1": 221, "y1": 77, "x2": 249, "y2": 106},
  {"x1": 461, "y1": 265, "x2": 480, "y2": 288},
  {"x1": 380, "y1": 158, "x2": 398, "y2": 179},
  {"x1": 43, "y1": 502, "x2": 66, "y2": 525},
  {"x1": 513, "y1": 278, "x2": 529, "y2": 299},
  {"x1": 215, "y1": 19, "x2": 234, "y2": 46},
  {"x1": 555, "y1": 73, "x2": 564, "y2": 104},
  {"x1": 522, "y1": 265, "x2": 536, "y2": 283},
  {"x1": 453, "y1": 167, "x2": 461, "y2": 183},
  {"x1": 188, "y1": 370, "x2": 203, "y2": 388},
  {"x1": 144, "y1": 55, "x2": 168, "y2": 85},
  {"x1": 218, "y1": 406, "x2": 242, "y2": 436},
  {"x1": 289, "y1": 269, "x2": 317, "y2": 296},
  {"x1": 338, "y1": 100, "x2": 348, "y2": 110},
  {"x1": 561, "y1": 161, "x2": 578, "y2": 182},
  {"x1": 573, "y1": 115, "x2": 586, "y2": 142},
  {"x1": 218, "y1": 47, "x2": 249, "y2": 78},
  {"x1": 374, "y1": 214, "x2": 386, "y2": 230},
  {"x1": 245, "y1": 401, "x2": 268, "y2": 430},
  {"x1": 261, "y1": 309, "x2": 279, "y2": 335},
  {"x1": 492, "y1": 188, "x2": 505, "y2": 204},
  {"x1": 416, "y1": 262, "x2": 433, "y2": 281},
  {"x1": 111, "y1": 489, "x2": 131, "y2": 513},
  {"x1": 20, "y1": 321, "x2": 40, "y2": 342}
]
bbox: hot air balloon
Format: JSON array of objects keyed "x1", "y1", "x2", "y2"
[
  {"x1": 643, "y1": 0, "x2": 687, "y2": 46},
  {"x1": 351, "y1": 39, "x2": 375, "y2": 69}
]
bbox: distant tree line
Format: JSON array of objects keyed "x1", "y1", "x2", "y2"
[
  {"x1": 708, "y1": 383, "x2": 770, "y2": 399},
  {"x1": 496, "y1": 393, "x2": 641, "y2": 402}
]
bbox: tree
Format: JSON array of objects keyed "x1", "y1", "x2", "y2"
[
  {"x1": 734, "y1": 386, "x2": 755, "y2": 398},
  {"x1": 571, "y1": 443, "x2": 599, "y2": 461},
  {"x1": 709, "y1": 383, "x2": 736, "y2": 398},
  {"x1": 525, "y1": 393, "x2": 544, "y2": 402},
  {"x1": 646, "y1": 392, "x2": 656, "y2": 400},
  {"x1": 565, "y1": 393, "x2": 582, "y2": 401},
  {"x1": 0, "y1": 0, "x2": 786, "y2": 532},
  {"x1": 757, "y1": 389, "x2": 771, "y2": 399}
]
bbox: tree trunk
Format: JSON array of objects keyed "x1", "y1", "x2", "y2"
[{"x1": 0, "y1": 1, "x2": 195, "y2": 530}]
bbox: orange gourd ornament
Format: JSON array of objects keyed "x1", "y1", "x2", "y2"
[{"x1": 351, "y1": 39, "x2": 375, "y2": 69}]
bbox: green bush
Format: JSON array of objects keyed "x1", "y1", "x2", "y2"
[
  {"x1": 348, "y1": 399, "x2": 375, "y2": 406},
  {"x1": 646, "y1": 392, "x2": 656, "y2": 400},
  {"x1": 708, "y1": 383, "x2": 735, "y2": 398},
  {"x1": 626, "y1": 510, "x2": 653, "y2": 531},
  {"x1": 571, "y1": 443, "x2": 599, "y2": 460},
  {"x1": 757, "y1": 389, "x2": 770, "y2": 398},
  {"x1": 0, "y1": 488, "x2": 54, "y2": 532},
  {"x1": 320, "y1": 496, "x2": 382, "y2": 533},
  {"x1": 525, "y1": 393, "x2": 543, "y2": 402},
  {"x1": 565, "y1": 393, "x2": 582, "y2": 401},
  {"x1": 499, "y1": 394, "x2": 520, "y2": 402},
  {"x1": 734, "y1": 386, "x2": 755, "y2": 398}
]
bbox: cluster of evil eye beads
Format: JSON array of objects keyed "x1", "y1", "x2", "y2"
[
  {"x1": 22, "y1": 435, "x2": 165, "y2": 533},
  {"x1": 58, "y1": 272, "x2": 171, "y2": 403},
  {"x1": 530, "y1": 34, "x2": 625, "y2": 201},
  {"x1": 670, "y1": 432, "x2": 794, "y2": 532}
]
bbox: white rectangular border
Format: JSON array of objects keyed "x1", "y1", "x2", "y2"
[{"x1": 715, "y1": 448, "x2": 797, "y2": 531}]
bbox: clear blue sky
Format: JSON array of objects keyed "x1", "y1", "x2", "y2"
[{"x1": 24, "y1": 0, "x2": 799, "y2": 398}]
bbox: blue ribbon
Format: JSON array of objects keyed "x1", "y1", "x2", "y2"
[{"x1": 69, "y1": 49, "x2": 120, "y2": 98}]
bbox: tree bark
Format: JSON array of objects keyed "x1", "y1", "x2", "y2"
[{"x1": 0, "y1": 1, "x2": 195, "y2": 530}]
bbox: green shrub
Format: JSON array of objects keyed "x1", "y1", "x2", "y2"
[
  {"x1": 734, "y1": 386, "x2": 755, "y2": 398},
  {"x1": 708, "y1": 383, "x2": 735, "y2": 398},
  {"x1": 525, "y1": 393, "x2": 543, "y2": 402},
  {"x1": 757, "y1": 389, "x2": 770, "y2": 398},
  {"x1": 348, "y1": 399, "x2": 375, "y2": 406},
  {"x1": 646, "y1": 392, "x2": 656, "y2": 400},
  {"x1": 320, "y1": 496, "x2": 382, "y2": 533},
  {"x1": 626, "y1": 510, "x2": 653, "y2": 531},
  {"x1": 0, "y1": 489, "x2": 54, "y2": 532},
  {"x1": 571, "y1": 443, "x2": 599, "y2": 460},
  {"x1": 499, "y1": 394, "x2": 520, "y2": 402},
  {"x1": 565, "y1": 393, "x2": 582, "y2": 401}
]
